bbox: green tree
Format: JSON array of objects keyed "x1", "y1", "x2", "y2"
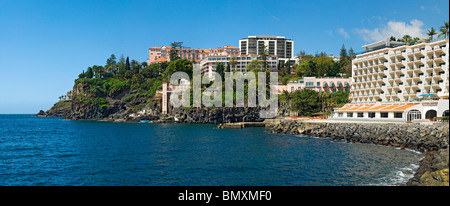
[
  {"x1": 259, "y1": 45, "x2": 269, "y2": 71},
  {"x1": 284, "y1": 59, "x2": 291, "y2": 74},
  {"x1": 339, "y1": 56, "x2": 352, "y2": 77},
  {"x1": 246, "y1": 59, "x2": 263, "y2": 72},
  {"x1": 438, "y1": 21, "x2": 449, "y2": 39},
  {"x1": 401, "y1": 35, "x2": 412, "y2": 44},
  {"x1": 92, "y1": 65, "x2": 105, "y2": 78},
  {"x1": 412, "y1": 37, "x2": 422, "y2": 44},
  {"x1": 164, "y1": 59, "x2": 193, "y2": 79},
  {"x1": 215, "y1": 62, "x2": 225, "y2": 80},
  {"x1": 126, "y1": 57, "x2": 131, "y2": 71},
  {"x1": 330, "y1": 90, "x2": 349, "y2": 106},
  {"x1": 289, "y1": 89, "x2": 320, "y2": 116},
  {"x1": 78, "y1": 70, "x2": 86, "y2": 79},
  {"x1": 318, "y1": 91, "x2": 327, "y2": 114},
  {"x1": 348, "y1": 47, "x2": 356, "y2": 60},
  {"x1": 328, "y1": 62, "x2": 341, "y2": 77},
  {"x1": 340, "y1": 44, "x2": 348, "y2": 58},
  {"x1": 315, "y1": 56, "x2": 334, "y2": 77},
  {"x1": 169, "y1": 41, "x2": 183, "y2": 61},
  {"x1": 85, "y1": 67, "x2": 94, "y2": 79},
  {"x1": 295, "y1": 58, "x2": 316, "y2": 77},
  {"x1": 106, "y1": 54, "x2": 117, "y2": 67},
  {"x1": 130, "y1": 59, "x2": 141, "y2": 74},
  {"x1": 427, "y1": 27, "x2": 437, "y2": 41},
  {"x1": 230, "y1": 57, "x2": 238, "y2": 71}
]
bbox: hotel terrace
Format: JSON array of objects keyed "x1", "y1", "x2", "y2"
[{"x1": 333, "y1": 38, "x2": 449, "y2": 122}]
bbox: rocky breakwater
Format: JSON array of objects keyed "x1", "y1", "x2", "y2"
[{"x1": 267, "y1": 120, "x2": 449, "y2": 186}]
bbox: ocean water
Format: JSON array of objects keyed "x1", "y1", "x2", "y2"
[{"x1": 0, "y1": 114, "x2": 421, "y2": 186}]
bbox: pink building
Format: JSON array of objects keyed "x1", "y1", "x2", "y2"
[
  {"x1": 209, "y1": 45, "x2": 240, "y2": 56},
  {"x1": 148, "y1": 45, "x2": 210, "y2": 65},
  {"x1": 271, "y1": 77, "x2": 352, "y2": 94}
]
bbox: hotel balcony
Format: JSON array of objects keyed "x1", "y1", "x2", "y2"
[
  {"x1": 413, "y1": 48, "x2": 421, "y2": 54},
  {"x1": 438, "y1": 89, "x2": 449, "y2": 98},
  {"x1": 434, "y1": 46, "x2": 443, "y2": 53},
  {"x1": 434, "y1": 56, "x2": 445, "y2": 63}
]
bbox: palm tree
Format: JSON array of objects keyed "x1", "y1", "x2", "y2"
[
  {"x1": 401, "y1": 35, "x2": 412, "y2": 44},
  {"x1": 412, "y1": 37, "x2": 422, "y2": 44},
  {"x1": 318, "y1": 91, "x2": 327, "y2": 114},
  {"x1": 325, "y1": 98, "x2": 337, "y2": 115},
  {"x1": 438, "y1": 21, "x2": 449, "y2": 39},
  {"x1": 427, "y1": 27, "x2": 437, "y2": 41},
  {"x1": 230, "y1": 57, "x2": 238, "y2": 72},
  {"x1": 282, "y1": 90, "x2": 291, "y2": 116}
]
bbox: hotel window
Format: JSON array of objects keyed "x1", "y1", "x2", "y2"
[
  {"x1": 317, "y1": 82, "x2": 320, "y2": 87},
  {"x1": 381, "y1": 112, "x2": 389, "y2": 118},
  {"x1": 394, "y1": 112, "x2": 403, "y2": 118},
  {"x1": 347, "y1": 113, "x2": 353, "y2": 117},
  {"x1": 357, "y1": 113, "x2": 364, "y2": 118},
  {"x1": 291, "y1": 87, "x2": 294, "y2": 92},
  {"x1": 338, "y1": 113, "x2": 343, "y2": 117},
  {"x1": 368, "y1": 112, "x2": 375, "y2": 118}
]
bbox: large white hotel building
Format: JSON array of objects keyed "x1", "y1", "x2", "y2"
[{"x1": 334, "y1": 38, "x2": 449, "y2": 122}]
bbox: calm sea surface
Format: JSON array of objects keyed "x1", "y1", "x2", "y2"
[{"x1": 0, "y1": 114, "x2": 421, "y2": 186}]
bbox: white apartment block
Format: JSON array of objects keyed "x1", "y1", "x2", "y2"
[
  {"x1": 239, "y1": 35, "x2": 294, "y2": 61},
  {"x1": 334, "y1": 38, "x2": 449, "y2": 122}
]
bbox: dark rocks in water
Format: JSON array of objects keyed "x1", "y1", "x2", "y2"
[
  {"x1": 35, "y1": 110, "x2": 47, "y2": 117},
  {"x1": 407, "y1": 148, "x2": 449, "y2": 186},
  {"x1": 170, "y1": 107, "x2": 264, "y2": 124}
]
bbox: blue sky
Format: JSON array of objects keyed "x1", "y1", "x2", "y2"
[{"x1": 0, "y1": 0, "x2": 448, "y2": 114}]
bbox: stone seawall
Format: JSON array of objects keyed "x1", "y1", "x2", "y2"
[{"x1": 267, "y1": 120, "x2": 449, "y2": 186}]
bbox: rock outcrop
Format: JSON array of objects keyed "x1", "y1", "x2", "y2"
[{"x1": 169, "y1": 107, "x2": 264, "y2": 124}]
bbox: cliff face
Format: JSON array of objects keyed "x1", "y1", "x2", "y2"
[
  {"x1": 66, "y1": 82, "x2": 125, "y2": 119},
  {"x1": 44, "y1": 81, "x2": 161, "y2": 121}
]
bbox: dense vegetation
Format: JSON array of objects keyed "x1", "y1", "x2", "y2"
[
  {"x1": 278, "y1": 45, "x2": 355, "y2": 85},
  {"x1": 75, "y1": 54, "x2": 164, "y2": 107},
  {"x1": 279, "y1": 89, "x2": 349, "y2": 116}
]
